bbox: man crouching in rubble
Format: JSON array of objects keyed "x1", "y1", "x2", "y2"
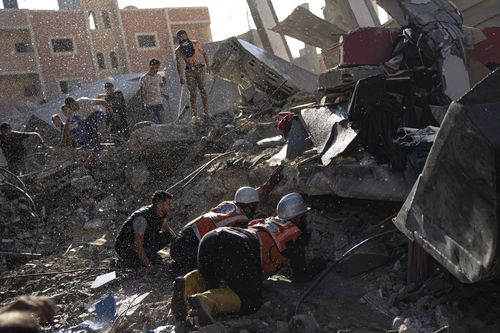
[
  {"x1": 115, "y1": 191, "x2": 176, "y2": 270},
  {"x1": 171, "y1": 193, "x2": 325, "y2": 323},
  {"x1": 169, "y1": 166, "x2": 283, "y2": 272}
]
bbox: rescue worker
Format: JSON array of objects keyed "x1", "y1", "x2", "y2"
[
  {"x1": 115, "y1": 191, "x2": 175, "y2": 270},
  {"x1": 171, "y1": 193, "x2": 323, "y2": 323},
  {"x1": 175, "y1": 30, "x2": 210, "y2": 122},
  {"x1": 169, "y1": 166, "x2": 283, "y2": 272}
]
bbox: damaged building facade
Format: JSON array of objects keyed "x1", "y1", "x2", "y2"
[{"x1": 0, "y1": 0, "x2": 211, "y2": 116}]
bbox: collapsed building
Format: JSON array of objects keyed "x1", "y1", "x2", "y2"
[{"x1": 2, "y1": 0, "x2": 500, "y2": 332}]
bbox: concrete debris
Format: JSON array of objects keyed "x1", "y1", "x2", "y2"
[
  {"x1": 70, "y1": 175, "x2": 96, "y2": 194},
  {"x1": 272, "y1": 6, "x2": 345, "y2": 49},
  {"x1": 394, "y1": 68, "x2": 500, "y2": 283},
  {"x1": 90, "y1": 272, "x2": 117, "y2": 289},
  {"x1": 212, "y1": 38, "x2": 318, "y2": 106},
  {"x1": 289, "y1": 313, "x2": 321, "y2": 333}
]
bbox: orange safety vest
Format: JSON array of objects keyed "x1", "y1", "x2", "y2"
[
  {"x1": 185, "y1": 201, "x2": 249, "y2": 240},
  {"x1": 247, "y1": 217, "x2": 303, "y2": 278}
]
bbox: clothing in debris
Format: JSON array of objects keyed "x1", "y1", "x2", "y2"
[
  {"x1": 0, "y1": 131, "x2": 30, "y2": 174},
  {"x1": 170, "y1": 201, "x2": 250, "y2": 271},
  {"x1": 115, "y1": 205, "x2": 173, "y2": 267}
]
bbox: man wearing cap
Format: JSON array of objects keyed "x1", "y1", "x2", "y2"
[
  {"x1": 175, "y1": 30, "x2": 210, "y2": 122},
  {"x1": 171, "y1": 193, "x2": 324, "y2": 323},
  {"x1": 0, "y1": 123, "x2": 43, "y2": 174},
  {"x1": 140, "y1": 59, "x2": 168, "y2": 124}
]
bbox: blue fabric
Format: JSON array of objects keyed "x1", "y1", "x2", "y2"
[
  {"x1": 70, "y1": 115, "x2": 88, "y2": 146},
  {"x1": 147, "y1": 104, "x2": 164, "y2": 124}
]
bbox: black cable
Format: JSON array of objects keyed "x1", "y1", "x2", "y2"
[{"x1": 294, "y1": 229, "x2": 397, "y2": 315}]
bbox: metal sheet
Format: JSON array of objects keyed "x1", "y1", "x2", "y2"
[
  {"x1": 286, "y1": 117, "x2": 312, "y2": 159},
  {"x1": 212, "y1": 38, "x2": 318, "y2": 105},
  {"x1": 271, "y1": 6, "x2": 345, "y2": 49},
  {"x1": 299, "y1": 104, "x2": 358, "y2": 166},
  {"x1": 394, "y1": 69, "x2": 500, "y2": 283}
]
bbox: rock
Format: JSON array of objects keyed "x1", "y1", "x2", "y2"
[
  {"x1": 96, "y1": 195, "x2": 117, "y2": 212},
  {"x1": 83, "y1": 218, "x2": 105, "y2": 230},
  {"x1": 125, "y1": 163, "x2": 150, "y2": 192},
  {"x1": 289, "y1": 313, "x2": 320, "y2": 333},
  {"x1": 70, "y1": 175, "x2": 96, "y2": 193},
  {"x1": 127, "y1": 124, "x2": 196, "y2": 157}
]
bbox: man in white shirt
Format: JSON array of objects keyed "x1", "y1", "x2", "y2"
[
  {"x1": 140, "y1": 59, "x2": 168, "y2": 124},
  {"x1": 64, "y1": 96, "x2": 108, "y2": 149}
]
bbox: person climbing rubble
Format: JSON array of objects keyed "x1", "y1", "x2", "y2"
[
  {"x1": 169, "y1": 166, "x2": 283, "y2": 272},
  {"x1": 64, "y1": 96, "x2": 108, "y2": 149},
  {"x1": 175, "y1": 30, "x2": 211, "y2": 122},
  {"x1": 115, "y1": 191, "x2": 176, "y2": 271},
  {"x1": 171, "y1": 193, "x2": 325, "y2": 324},
  {"x1": 0, "y1": 123, "x2": 43, "y2": 175}
]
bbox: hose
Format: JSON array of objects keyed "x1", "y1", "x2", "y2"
[{"x1": 294, "y1": 229, "x2": 397, "y2": 315}]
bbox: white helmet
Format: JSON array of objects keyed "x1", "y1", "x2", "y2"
[
  {"x1": 277, "y1": 193, "x2": 310, "y2": 220},
  {"x1": 234, "y1": 186, "x2": 259, "y2": 204}
]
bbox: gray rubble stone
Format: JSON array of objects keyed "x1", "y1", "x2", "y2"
[{"x1": 70, "y1": 175, "x2": 96, "y2": 193}]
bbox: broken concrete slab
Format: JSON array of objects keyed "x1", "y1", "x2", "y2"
[
  {"x1": 394, "y1": 69, "x2": 500, "y2": 283},
  {"x1": 212, "y1": 38, "x2": 318, "y2": 106},
  {"x1": 127, "y1": 124, "x2": 196, "y2": 157},
  {"x1": 271, "y1": 6, "x2": 345, "y2": 49},
  {"x1": 253, "y1": 162, "x2": 412, "y2": 202}
]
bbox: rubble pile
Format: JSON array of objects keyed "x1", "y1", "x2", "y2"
[{"x1": 2, "y1": 1, "x2": 500, "y2": 332}]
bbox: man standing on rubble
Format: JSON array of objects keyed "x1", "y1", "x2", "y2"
[
  {"x1": 115, "y1": 191, "x2": 176, "y2": 270},
  {"x1": 175, "y1": 30, "x2": 211, "y2": 122},
  {"x1": 140, "y1": 59, "x2": 168, "y2": 124},
  {"x1": 0, "y1": 123, "x2": 43, "y2": 175},
  {"x1": 171, "y1": 193, "x2": 325, "y2": 323},
  {"x1": 98, "y1": 82, "x2": 129, "y2": 139},
  {"x1": 169, "y1": 166, "x2": 283, "y2": 272}
]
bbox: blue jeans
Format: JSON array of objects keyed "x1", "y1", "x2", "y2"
[{"x1": 147, "y1": 104, "x2": 164, "y2": 124}]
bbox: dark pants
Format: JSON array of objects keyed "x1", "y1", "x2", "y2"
[
  {"x1": 198, "y1": 228, "x2": 262, "y2": 314},
  {"x1": 186, "y1": 68, "x2": 208, "y2": 116},
  {"x1": 170, "y1": 227, "x2": 199, "y2": 272},
  {"x1": 116, "y1": 231, "x2": 173, "y2": 268},
  {"x1": 109, "y1": 113, "x2": 129, "y2": 139},
  {"x1": 85, "y1": 112, "x2": 102, "y2": 150}
]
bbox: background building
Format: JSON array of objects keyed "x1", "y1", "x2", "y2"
[{"x1": 0, "y1": 0, "x2": 211, "y2": 116}]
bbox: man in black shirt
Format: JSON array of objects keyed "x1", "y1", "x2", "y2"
[
  {"x1": 98, "y1": 82, "x2": 129, "y2": 139},
  {"x1": 0, "y1": 123, "x2": 43, "y2": 175},
  {"x1": 115, "y1": 191, "x2": 176, "y2": 270}
]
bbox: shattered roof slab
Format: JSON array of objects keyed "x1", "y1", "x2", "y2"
[
  {"x1": 271, "y1": 6, "x2": 345, "y2": 49},
  {"x1": 212, "y1": 37, "x2": 318, "y2": 104},
  {"x1": 394, "y1": 69, "x2": 500, "y2": 283}
]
